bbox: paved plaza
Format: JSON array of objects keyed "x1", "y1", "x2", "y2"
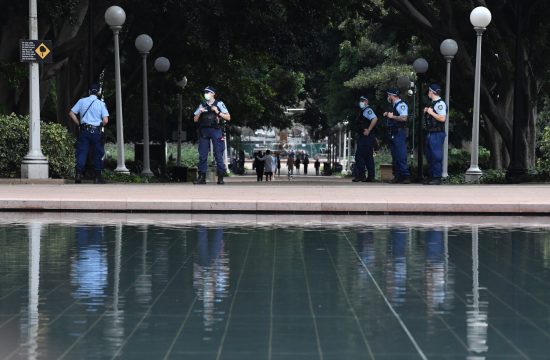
[{"x1": 0, "y1": 176, "x2": 549, "y2": 214}]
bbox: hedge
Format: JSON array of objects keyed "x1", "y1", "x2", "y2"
[{"x1": 0, "y1": 113, "x2": 75, "y2": 178}]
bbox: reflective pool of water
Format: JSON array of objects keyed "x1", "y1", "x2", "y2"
[{"x1": 1, "y1": 215, "x2": 550, "y2": 359}]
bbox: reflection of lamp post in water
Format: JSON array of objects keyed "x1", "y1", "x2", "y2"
[
  {"x1": 108, "y1": 224, "x2": 125, "y2": 355},
  {"x1": 27, "y1": 222, "x2": 42, "y2": 360},
  {"x1": 467, "y1": 226, "x2": 488, "y2": 356}
]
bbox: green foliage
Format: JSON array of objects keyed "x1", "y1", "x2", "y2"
[
  {"x1": 180, "y1": 143, "x2": 200, "y2": 168},
  {"x1": 102, "y1": 170, "x2": 156, "y2": 184},
  {"x1": 0, "y1": 114, "x2": 75, "y2": 178},
  {"x1": 480, "y1": 169, "x2": 507, "y2": 184},
  {"x1": 447, "y1": 147, "x2": 491, "y2": 175},
  {"x1": 536, "y1": 126, "x2": 550, "y2": 176}
]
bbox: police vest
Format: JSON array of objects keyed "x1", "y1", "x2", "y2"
[
  {"x1": 198, "y1": 100, "x2": 223, "y2": 128},
  {"x1": 388, "y1": 100, "x2": 406, "y2": 128},
  {"x1": 354, "y1": 107, "x2": 375, "y2": 134},
  {"x1": 424, "y1": 99, "x2": 445, "y2": 132}
]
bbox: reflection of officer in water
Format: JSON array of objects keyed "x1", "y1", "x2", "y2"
[
  {"x1": 193, "y1": 86, "x2": 231, "y2": 185},
  {"x1": 69, "y1": 83, "x2": 109, "y2": 184},
  {"x1": 423, "y1": 84, "x2": 447, "y2": 185},
  {"x1": 386, "y1": 228, "x2": 407, "y2": 306},
  {"x1": 352, "y1": 96, "x2": 378, "y2": 182},
  {"x1": 71, "y1": 226, "x2": 108, "y2": 310},
  {"x1": 193, "y1": 227, "x2": 229, "y2": 333},
  {"x1": 383, "y1": 89, "x2": 410, "y2": 184},
  {"x1": 425, "y1": 228, "x2": 452, "y2": 328}
]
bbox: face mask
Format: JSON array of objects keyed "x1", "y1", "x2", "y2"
[
  {"x1": 204, "y1": 93, "x2": 212, "y2": 101},
  {"x1": 387, "y1": 96, "x2": 392, "y2": 104},
  {"x1": 359, "y1": 102, "x2": 366, "y2": 109}
]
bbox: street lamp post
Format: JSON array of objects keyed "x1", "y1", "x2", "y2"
[
  {"x1": 21, "y1": 0, "x2": 49, "y2": 179},
  {"x1": 440, "y1": 39, "x2": 459, "y2": 178},
  {"x1": 413, "y1": 58, "x2": 429, "y2": 182},
  {"x1": 135, "y1": 34, "x2": 154, "y2": 176},
  {"x1": 105, "y1": 6, "x2": 129, "y2": 173},
  {"x1": 176, "y1": 77, "x2": 188, "y2": 167},
  {"x1": 154, "y1": 57, "x2": 170, "y2": 175},
  {"x1": 465, "y1": 6, "x2": 492, "y2": 183}
]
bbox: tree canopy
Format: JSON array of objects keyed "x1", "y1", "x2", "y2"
[{"x1": 1, "y1": 0, "x2": 549, "y2": 170}]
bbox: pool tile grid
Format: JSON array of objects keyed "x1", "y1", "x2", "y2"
[
  {"x1": 445, "y1": 239, "x2": 550, "y2": 358},
  {"x1": 321, "y1": 237, "x2": 376, "y2": 359},
  {"x1": 447, "y1": 235, "x2": 550, "y2": 319},
  {"x1": 4, "y1": 225, "x2": 550, "y2": 359},
  {"x1": 3, "y1": 229, "x2": 185, "y2": 360},
  {"x1": 56, "y1": 237, "x2": 194, "y2": 360},
  {"x1": 106, "y1": 237, "x2": 214, "y2": 360},
  {"x1": 332, "y1": 231, "x2": 471, "y2": 357}
]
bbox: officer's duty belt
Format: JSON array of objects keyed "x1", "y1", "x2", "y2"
[
  {"x1": 80, "y1": 124, "x2": 102, "y2": 133},
  {"x1": 426, "y1": 127, "x2": 444, "y2": 132}
]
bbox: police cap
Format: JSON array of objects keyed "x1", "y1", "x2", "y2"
[
  {"x1": 359, "y1": 95, "x2": 368, "y2": 101},
  {"x1": 429, "y1": 84, "x2": 442, "y2": 94},
  {"x1": 386, "y1": 88, "x2": 400, "y2": 96},
  {"x1": 204, "y1": 86, "x2": 216, "y2": 94},
  {"x1": 89, "y1": 83, "x2": 100, "y2": 94}
]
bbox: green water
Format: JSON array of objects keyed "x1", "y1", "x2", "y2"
[{"x1": 1, "y1": 217, "x2": 550, "y2": 359}]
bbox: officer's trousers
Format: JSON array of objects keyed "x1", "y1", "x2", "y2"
[
  {"x1": 425, "y1": 131, "x2": 446, "y2": 179},
  {"x1": 198, "y1": 127, "x2": 226, "y2": 174},
  {"x1": 354, "y1": 134, "x2": 375, "y2": 179},
  {"x1": 76, "y1": 129, "x2": 104, "y2": 173},
  {"x1": 390, "y1": 128, "x2": 410, "y2": 178}
]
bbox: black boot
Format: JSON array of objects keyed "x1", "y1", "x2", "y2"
[
  {"x1": 94, "y1": 170, "x2": 106, "y2": 184},
  {"x1": 75, "y1": 172, "x2": 82, "y2": 184},
  {"x1": 193, "y1": 172, "x2": 206, "y2": 184},
  {"x1": 217, "y1": 172, "x2": 225, "y2": 185}
]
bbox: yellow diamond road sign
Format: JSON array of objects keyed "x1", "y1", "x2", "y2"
[{"x1": 35, "y1": 43, "x2": 51, "y2": 60}]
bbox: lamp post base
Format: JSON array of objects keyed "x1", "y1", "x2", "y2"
[
  {"x1": 141, "y1": 169, "x2": 154, "y2": 177},
  {"x1": 114, "y1": 166, "x2": 130, "y2": 174},
  {"x1": 21, "y1": 157, "x2": 49, "y2": 179},
  {"x1": 465, "y1": 167, "x2": 482, "y2": 183}
]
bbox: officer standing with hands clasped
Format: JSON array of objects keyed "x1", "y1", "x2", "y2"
[
  {"x1": 383, "y1": 88, "x2": 411, "y2": 184},
  {"x1": 352, "y1": 95, "x2": 378, "y2": 182},
  {"x1": 423, "y1": 84, "x2": 447, "y2": 185},
  {"x1": 69, "y1": 83, "x2": 109, "y2": 184},
  {"x1": 193, "y1": 86, "x2": 231, "y2": 185}
]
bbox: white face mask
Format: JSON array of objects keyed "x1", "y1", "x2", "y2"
[
  {"x1": 359, "y1": 102, "x2": 367, "y2": 109},
  {"x1": 387, "y1": 96, "x2": 392, "y2": 104},
  {"x1": 204, "y1": 93, "x2": 212, "y2": 101}
]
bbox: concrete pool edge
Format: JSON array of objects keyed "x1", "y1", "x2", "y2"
[{"x1": 0, "y1": 183, "x2": 549, "y2": 215}]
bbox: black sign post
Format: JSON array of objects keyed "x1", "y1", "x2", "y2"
[{"x1": 20, "y1": 40, "x2": 53, "y2": 63}]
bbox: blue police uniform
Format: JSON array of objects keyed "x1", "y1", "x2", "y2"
[
  {"x1": 193, "y1": 86, "x2": 229, "y2": 184},
  {"x1": 386, "y1": 90, "x2": 410, "y2": 181},
  {"x1": 71, "y1": 88, "x2": 108, "y2": 181},
  {"x1": 424, "y1": 84, "x2": 447, "y2": 183},
  {"x1": 353, "y1": 96, "x2": 377, "y2": 182}
]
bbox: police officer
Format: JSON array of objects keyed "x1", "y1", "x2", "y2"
[
  {"x1": 352, "y1": 95, "x2": 378, "y2": 182},
  {"x1": 423, "y1": 84, "x2": 447, "y2": 185},
  {"x1": 193, "y1": 86, "x2": 231, "y2": 184},
  {"x1": 69, "y1": 83, "x2": 109, "y2": 184},
  {"x1": 383, "y1": 88, "x2": 411, "y2": 184}
]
